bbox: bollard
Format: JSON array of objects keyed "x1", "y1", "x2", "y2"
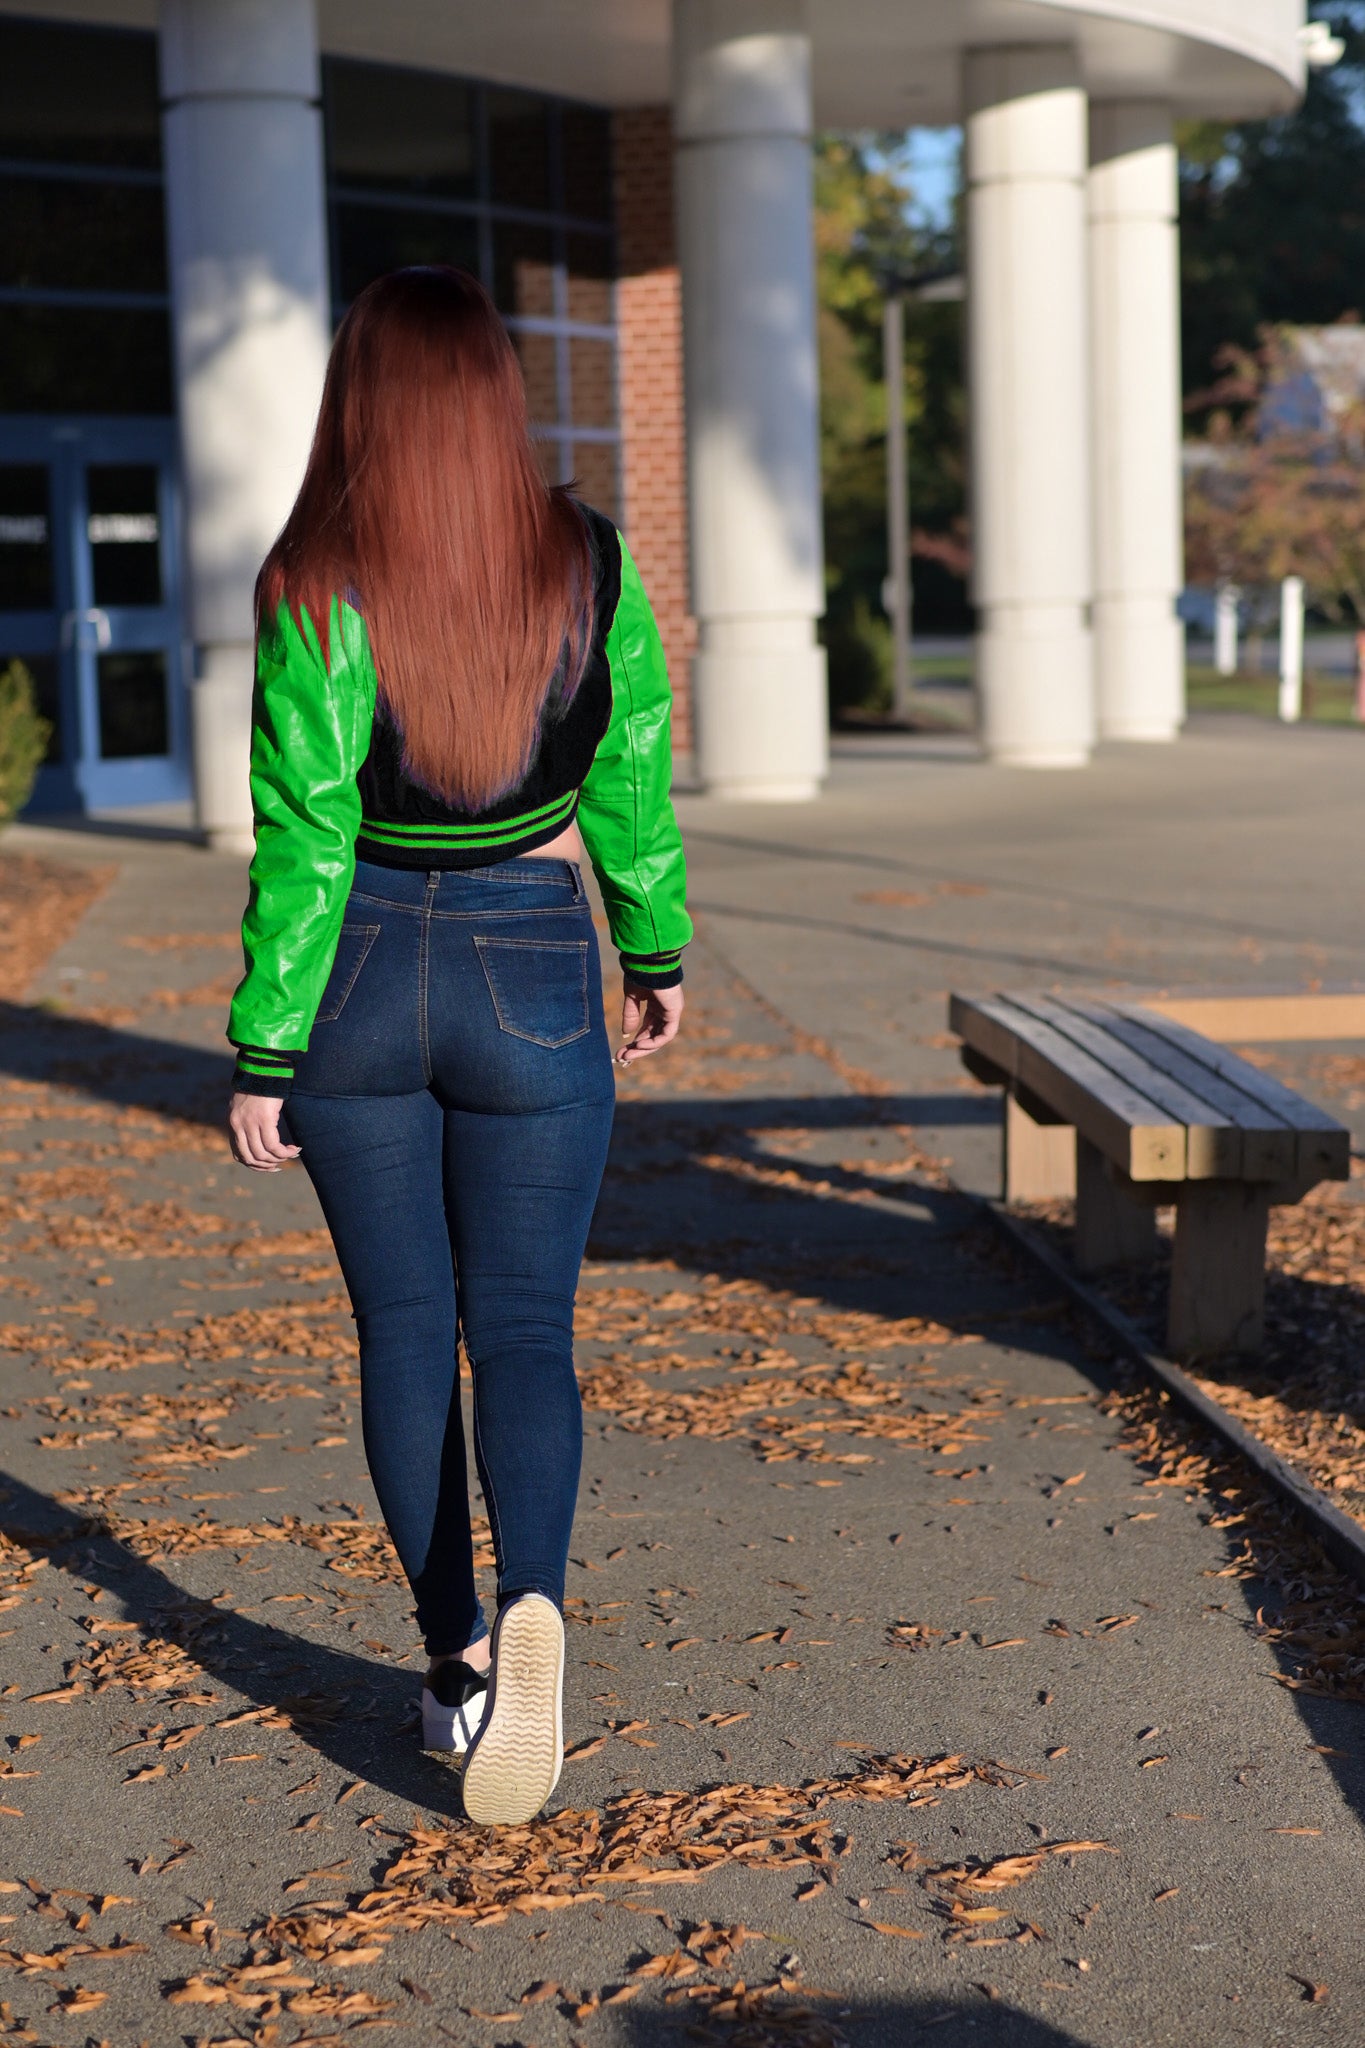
[
  {"x1": 1278, "y1": 575, "x2": 1303, "y2": 723},
  {"x1": 1214, "y1": 583, "x2": 1239, "y2": 676}
]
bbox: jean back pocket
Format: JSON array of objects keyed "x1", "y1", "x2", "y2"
[
  {"x1": 315, "y1": 923, "x2": 380, "y2": 1024},
  {"x1": 475, "y1": 935, "x2": 589, "y2": 1048}
]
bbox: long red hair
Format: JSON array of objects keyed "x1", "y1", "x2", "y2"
[{"x1": 257, "y1": 266, "x2": 593, "y2": 810}]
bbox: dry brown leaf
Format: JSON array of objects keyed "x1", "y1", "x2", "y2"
[{"x1": 861, "y1": 1920, "x2": 924, "y2": 1939}]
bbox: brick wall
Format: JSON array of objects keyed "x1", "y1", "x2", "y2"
[{"x1": 611, "y1": 105, "x2": 694, "y2": 759}]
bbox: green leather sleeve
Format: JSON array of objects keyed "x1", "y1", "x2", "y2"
[
  {"x1": 577, "y1": 537, "x2": 692, "y2": 977},
  {"x1": 227, "y1": 598, "x2": 377, "y2": 1053}
]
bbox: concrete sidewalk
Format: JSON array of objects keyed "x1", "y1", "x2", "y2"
[{"x1": 0, "y1": 717, "x2": 1361, "y2": 2047}]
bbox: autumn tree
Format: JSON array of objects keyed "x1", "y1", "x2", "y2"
[{"x1": 814, "y1": 134, "x2": 965, "y2": 713}]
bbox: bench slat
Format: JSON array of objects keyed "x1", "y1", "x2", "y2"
[
  {"x1": 951, "y1": 993, "x2": 1186, "y2": 1180},
  {"x1": 1011, "y1": 994, "x2": 1244, "y2": 1179},
  {"x1": 1120, "y1": 1006, "x2": 1350, "y2": 1182},
  {"x1": 1071, "y1": 1002, "x2": 1299, "y2": 1182}
]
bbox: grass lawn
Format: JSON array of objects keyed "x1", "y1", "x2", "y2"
[
  {"x1": 839, "y1": 658, "x2": 1364, "y2": 731},
  {"x1": 1185, "y1": 664, "x2": 1361, "y2": 724}
]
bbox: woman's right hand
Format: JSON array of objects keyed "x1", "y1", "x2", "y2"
[
  {"x1": 617, "y1": 982, "x2": 684, "y2": 1064},
  {"x1": 228, "y1": 1091, "x2": 301, "y2": 1172}
]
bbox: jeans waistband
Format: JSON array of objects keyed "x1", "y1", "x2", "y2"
[{"x1": 351, "y1": 856, "x2": 584, "y2": 908}]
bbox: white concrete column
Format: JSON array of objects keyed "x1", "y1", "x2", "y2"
[
  {"x1": 965, "y1": 46, "x2": 1093, "y2": 767},
  {"x1": 673, "y1": 0, "x2": 827, "y2": 800},
  {"x1": 160, "y1": 0, "x2": 331, "y2": 853},
  {"x1": 1089, "y1": 102, "x2": 1185, "y2": 742}
]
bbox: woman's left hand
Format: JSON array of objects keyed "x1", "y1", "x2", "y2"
[
  {"x1": 617, "y1": 982, "x2": 684, "y2": 1064},
  {"x1": 228, "y1": 1092, "x2": 301, "y2": 1172}
]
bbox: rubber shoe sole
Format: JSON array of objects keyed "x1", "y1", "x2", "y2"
[{"x1": 461, "y1": 1594, "x2": 564, "y2": 1826}]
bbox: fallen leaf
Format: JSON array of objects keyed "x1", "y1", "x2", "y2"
[
  {"x1": 861, "y1": 1920, "x2": 925, "y2": 1939},
  {"x1": 1289, "y1": 1976, "x2": 1329, "y2": 2003}
]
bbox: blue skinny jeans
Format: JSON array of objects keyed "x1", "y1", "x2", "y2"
[{"x1": 283, "y1": 858, "x2": 616, "y2": 1657}]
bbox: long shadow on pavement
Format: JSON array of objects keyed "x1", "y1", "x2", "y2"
[
  {"x1": 615, "y1": 1993, "x2": 1088, "y2": 2047},
  {"x1": 4, "y1": 1007, "x2": 1365, "y2": 1842},
  {"x1": 0, "y1": 1465, "x2": 461, "y2": 1822}
]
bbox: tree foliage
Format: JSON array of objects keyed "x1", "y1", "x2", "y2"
[
  {"x1": 0, "y1": 659, "x2": 51, "y2": 824},
  {"x1": 1184, "y1": 327, "x2": 1365, "y2": 628},
  {"x1": 1180, "y1": 3, "x2": 1365, "y2": 407},
  {"x1": 814, "y1": 134, "x2": 965, "y2": 713}
]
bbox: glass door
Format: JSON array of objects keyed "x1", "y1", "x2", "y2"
[{"x1": 0, "y1": 417, "x2": 189, "y2": 812}]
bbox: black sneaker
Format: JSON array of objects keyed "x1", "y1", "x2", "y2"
[{"x1": 421, "y1": 1658, "x2": 488, "y2": 1754}]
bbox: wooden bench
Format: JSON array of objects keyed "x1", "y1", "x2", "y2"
[{"x1": 948, "y1": 991, "x2": 1352, "y2": 1359}]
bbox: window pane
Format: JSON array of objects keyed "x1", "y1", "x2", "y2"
[
  {"x1": 0, "y1": 653, "x2": 61, "y2": 766},
  {"x1": 0, "y1": 175, "x2": 167, "y2": 296},
  {"x1": 568, "y1": 337, "x2": 616, "y2": 428},
  {"x1": 88, "y1": 467, "x2": 161, "y2": 607},
  {"x1": 565, "y1": 233, "x2": 613, "y2": 326},
  {"x1": 513, "y1": 331, "x2": 559, "y2": 429},
  {"x1": 561, "y1": 106, "x2": 612, "y2": 221},
  {"x1": 493, "y1": 223, "x2": 555, "y2": 319},
  {"x1": 0, "y1": 306, "x2": 173, "y2": 413},
  {"x1": 97, "y1": 649, "x2": 168, "y2": 759},
  {"x1": 570, "y1": 442, "x2": 620, "y2": 523},
  {"x1": 487, "y1": 90, "x2": 551, "y2": 211},
  {"x1": 324, "y1": 58, "x2": 478, "y2": 200},
  {"x1": 0, "y1": 19, "x2": 161, "y2": 170},
  {"x1": 335, "y1": 202, "x2": 479, "y2": 304},
  {"x1": 0, "y1": 468, "x2": 54, "y2": 610}
]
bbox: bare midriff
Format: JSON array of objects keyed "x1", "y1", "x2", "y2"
[{"x1": 520, "y1": 821, "x2": 582, "y2": 862}]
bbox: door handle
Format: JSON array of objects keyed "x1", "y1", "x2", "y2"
[{"x1": 60, "y1": 607, "x2": 111, "y2": 651}]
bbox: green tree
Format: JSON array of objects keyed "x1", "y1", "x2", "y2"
[
  {"x1": 1180, "y1": 4, "x2": 1365, "y2": 409},
  {"x1": 0, "y1": 659, "x2": 51, "y2": 823},
  {"x1": 814, "y1": 134, "x2": 965, "y2": 714}
]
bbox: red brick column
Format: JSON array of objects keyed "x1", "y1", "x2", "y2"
[{"x1": 611, "y1": 105, "x2": 695, "y2": 761}]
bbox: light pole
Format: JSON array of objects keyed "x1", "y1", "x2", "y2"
[{"x1": 881, "y1": 269, "x2": 963, "y2": 724}]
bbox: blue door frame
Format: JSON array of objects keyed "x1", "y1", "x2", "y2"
[{"x1": 0, "y1": 416, "x2": 191, "y2": 812}]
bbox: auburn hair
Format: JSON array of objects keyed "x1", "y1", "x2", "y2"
[{"x1": 257, "y1": 266, "x2": 594, "y2": 810}]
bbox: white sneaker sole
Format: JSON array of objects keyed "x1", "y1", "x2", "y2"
[
  {"x1": 461, "y1": 1594, "x2": 564, "y2": 1826},
  {"x1": 421, "y1": 1685, "x2": 486, "y2": 1755}
]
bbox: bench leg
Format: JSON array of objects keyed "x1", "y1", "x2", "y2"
[
  {"x1": 1003, "y1": 1090, "x2": 1075, "y2": 1202},
  {"x1": 1167, "y1": 1182, "x2": 1270, "y2": 1359},
  {"x1": 1074, "y1": 1137, "x2": 1160, "y2": 1273}
]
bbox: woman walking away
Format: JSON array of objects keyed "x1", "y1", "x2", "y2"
[{"x1": 223, "y1": 267, "x2": 690, "y2": 1827}]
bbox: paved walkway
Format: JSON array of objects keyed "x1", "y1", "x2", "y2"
[{"x1": 0, "y1": 716, "x2": 1362, "y2": 2047}]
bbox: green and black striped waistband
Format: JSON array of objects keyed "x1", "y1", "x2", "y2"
[{"x1": 354, "y1": 791, "x2": 579, "y2": 870}]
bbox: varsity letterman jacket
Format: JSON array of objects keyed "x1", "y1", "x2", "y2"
[{"x1": 227, "y1": 507, "x2": 691, "y2": 1097}]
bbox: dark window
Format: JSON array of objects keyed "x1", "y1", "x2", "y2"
[
  {"x1": 334, "y1": 201, "x2": 479, "y2": 303},
  {"x1": 486, "y1": 89, "x2": 552, "y2": 211},
  {"x1": 0, "y1": 176, "x2": 168, "y2": 297},
  {"x1": 88, "y1": 466, "x2": 162, "y2": 607},
  {"x1": 0, "y1": 305, "x2": 174, "y2": 415},
  {"x1": 324, "y1": 60, "x2": 477, "y2": 200},
  {"x1": 561, "y1": 106, "x2": 613, "y2": 221},
  {"x1": 0, "y1": 19, "x2": 161, "y2": 170},
  {"x1": 319, "y1": 61, "x2": 619, "y2": 483},
  {"x1": 0, "y1": 467, "x2": 54, "y2": 610},
  {"x1": 0, "y1": 18, "x2": 171, "y2": 418},
  {"x1": 97, "y1": 649, "x2": 169, "y2": 758}
]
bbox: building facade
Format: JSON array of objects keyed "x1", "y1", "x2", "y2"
[{"x1": 0, "y1": 1, "x2": 1309, "y2": 844}]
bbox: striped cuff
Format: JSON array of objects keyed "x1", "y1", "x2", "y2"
[
  {"x1": 619, "y1": 948, "x2": 685, "y2": 991},
  {"x1": 231, "y1": 1045, "x2": 300, "y2": 1098}
]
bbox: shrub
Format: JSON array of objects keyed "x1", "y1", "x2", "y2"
[{"x1": 0, "y1": 660, "x2": 52, "y2": 824}]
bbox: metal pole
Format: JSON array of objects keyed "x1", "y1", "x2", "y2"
[
  {"x1": 883, "y1": 291, "x2": 913, "y2": 720},
  {"x1": 1214, "y1": 582, "x2": 1238, "y2": 676},
  {"x1": 1278, "y1": 574, "x2": 1304, "y2": 723}
]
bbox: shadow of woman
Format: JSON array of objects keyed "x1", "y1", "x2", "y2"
[{"x1": 0, "y1": 1464, "x2": 466, "y2": 1821}]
